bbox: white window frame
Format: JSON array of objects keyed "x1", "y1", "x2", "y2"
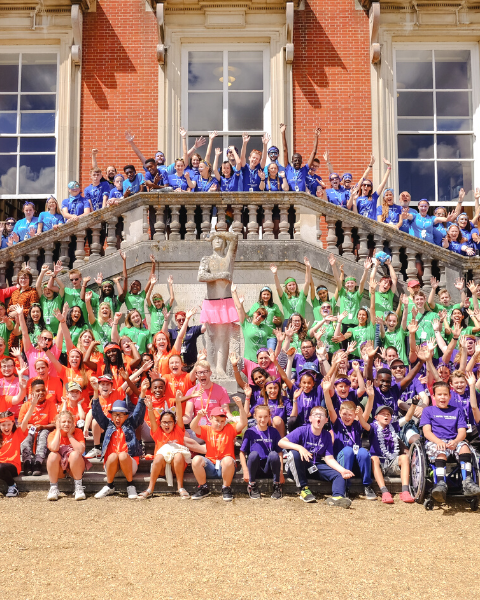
[
  {"x1": 0, "y1": 46, "x2": 59, "y2": 200},
  {"x1": 393, "y1": 42, "x2": 480, "y2": 206},
  {"x1": 181, "y1": 44, "x2": 271, "y2": 153}
]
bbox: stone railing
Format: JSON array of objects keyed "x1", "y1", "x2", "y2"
[{"x1": 0, "y1": 191, "x2": 478, "y2": 298}]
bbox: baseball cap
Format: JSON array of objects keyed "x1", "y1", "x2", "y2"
[
  {"x1": 390, "y1": 359, "x2": 406, "y2": 368},
  {"x1": 109, "y1": 400, "x2": 129, "y2": 414},
  {"x1": 299, "y1": 362, "x2": 319, "y2": 375},
  {"x1": 407, "y1": 280, "x2": 421, "y2": 288},
  {"x1": 375, "y1": 405, "x2": 394, "y2": 416},
  {"x1": 98, "y1": 374, "x2": 114, "y2": 383},
  {"x1": 210, "y1": 407, "x2": 227, "y2": 417},
  {"x1": 66, "y1": 381, "x2": 82, "y2": 392}
]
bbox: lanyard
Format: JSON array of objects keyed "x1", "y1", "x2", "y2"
[
  {"x1": 256, "y1": 427, "x2": 272, "y2": 452},
  {"x1": 198, "y1": 178, "x2": 210, "y2": 191},
  {"x1": 310, "y1": 430, "x2": 325, "y2": 460},
  {"x1": 248, "y1": 167, "x2": 258, "y2": 187},
  {"x1": 340, "y1": 421, "x2": 357, "y2": 446},
  {"x1": 200, "y1": 384, "x2": 214, "y2": 411},
  {"x1": 2, "y1": 377, "x2": 17, "y2": 397}
]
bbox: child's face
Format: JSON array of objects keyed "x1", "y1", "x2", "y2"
[
  {"x1": 111, "y1": 412, "x2": 128, "y2": 427},
  {"x1": 169, "y1": 356, "x2": 182, "y2": 374},
  {"x1": 379, "y1": 278, "x2": 391, "y2": 293},
  {"x1": 0, "y1": 420, "x2": 13, "y2": 435},
  {"x1": 160, "y1": 414, "x2": 175, "y2": 433},
  {"x1": 335, "y1": 382, "x2": 350, "y2": 399},
  {"x1": 318, "y1": 289, "x2": 328, "y2": 302},
  {"x1": 340, "y1": 408, "x2": 356, "y2": 427},
  {"x1": 153, "y1": 298, "x2": 164, "y2": 310},
  {"x1": 286, "y1": 281, "x2": 297, "y2": 294},
  {"x1": 375, "y1": 373, "x2": 392, "y2": 393},
  {"x1": 434, "y1": 387, "x2": 451, "y2": 408},
  {"x1": 349, "y1": 373, "x2": 358, "y2": 389},
  {"x1": 345, "y1": 280, "x2": 356, "y2": 292},
  {"x1": 59, "y1": 415, "x2": 74, "y2": 433},
  {"x1": 80, "y1": 330, "x2": 93, "y2": 347},
  {"x1": 152, "y1": 380, "x2": 165, "y2": 398},
  {"x1": 69, "y1": 351, "x2": 81, "y2": 369},
  {"x1": 386, "y1": 348, "x2": 399, "y2": 363},
  {"x1": 255, "y1": 408, "x2": 270, "y2": 428},
  {"x1": 130, "y1": 311, "x2": 142, "y2": 327},
  {"x1": 114, "y1": 177, "x2": 123, "y2": 191},
  {"x1": 300, "y1": 375, "x2": 315, "y2": 394},
  {"x1": 451, "y1": 376, "x2": 467, "y2": 395},
  {"x1": 439, "y1": 291, "x2": 451, "y2": 306},
  {"x1": 32, "y1": 385, "x2": 46, "y2": 404},
  {"x1": 414, "y1": 295, "x2": 425, "y2": 309},
  {"x1": 67, "y1": 390, "x2": 82, "y2": 404},
  {"x1": 375, "y1": 409, "x2": 392, "y2": 426},
  {"x1": 309, "y1": 409, "x2": 327, "y2": 429},
  {"x1": 99, "y1": 382, "x2": 113, "y2": 397},
  {"x1": 91, "y1": 171, "x2": 102, "y2": 185},
  {"x1": 357, "y1": 310, "x2": 368, "y2": 325},
  {"x1": 265, "y1": 382, "x2": 279, "y2": 399},
  {"x1": 130, "y1": 280, "x2": 141, "y2": 295},
  {"x1": 386, "y1": 315, "x2": 397, "y2": 331},
  {"x1": 210, "y1": 415, "x2": 226, "y2": 432},
  {"x1": 438, "y1": 365, "x2": 451, "y2": 382}
]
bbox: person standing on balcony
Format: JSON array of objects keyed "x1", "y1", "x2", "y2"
[
  {"x1": 194, "y1": 160, "x2": 219, "y2": 193},
  {"x1": 280, "y1": 124, "x2": 320, "y2": 192},
  {"x1": 37, "y1": 196, "x2": 65, "y2": 233},
  {"x1": 376, "y1": 189, "x2": 404, "y2": 229},
  {"x1": 143, "y1": 158, "x2": 168, "y2": 191},
  {"x1": 409, "y1": 199, "x2": 450, "y2": 244},
  {"x1": 353, "y1": 158, "x2": 392, "y2": 220},
  {"x1": 212, "y1": 147, "x2": 241, "y2": 192},
  {"x1": 84, "y1": 168, "x2": 111, "y2": 212},
  {"x1": 122, "y1": 165, "x2": 145, "y2": 198},
  {"x1": 165, "y1": 158, "x2": 196, "y2": 193},
  {"x1": 91, "y1": 148, "x2": 117, "y2": 189},
  {"x1": 259, "y1": 163, "x2": 289, "y2": 192},
  {"x1": 240, "y1": 132, "x2": 270, "y2": 192},
  {"x1": 61, "y1": 181, "x2": 90, "y2": 221},
  {"x1": 263, "y1": 145, "x2": 285, "y2": 175},
  {"x1": 12, "y1": 202, "x2": 39, "y2": 242}
]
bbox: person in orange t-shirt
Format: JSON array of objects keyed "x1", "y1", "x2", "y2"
[
  {"x1": 138, "y1": 393, "x2": 190, "y2": 499},
  {"x1": 18, "y1": 379, "x2": 57, "y2": 476},
  {"x1": 0, "y1": 365, "x2": 27, "y2": 414},
  {"x1": 45, "y1": 347, "x2": 92, "y2": 412},
  {"x1": 190, "y1": 396, "x2": 247, "y2": 501},
  {"x1": 46, "y1": 409, "x2": 89, "y2": 501},
  {"x1": 27, "y1": 358, "x2": 63, "y2": 406},
  {"x1": 163, "y1": 354, "x2": 195, "y2": 415},
  {"x1": 60, "y1": 381, "x2": 87, "y2": 425},
  {"x1": 152, "y1": 307, "x2": 196, "y2": 376},
  {"x1": 0, "y1": 401, "x2": 38, "y2": 497}
]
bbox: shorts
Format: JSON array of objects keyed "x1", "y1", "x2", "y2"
[
  {"x1": 104, "y1": 455, "x2": 138, "y2": 476},
  {"x1": 202, "y1": 456, "x2": 235, "y2": 479},
  {"x1": 424, "y1": 440, "x2": 469, "y2": 462},
  {"x1": 381, "y1": 456, "x2": 401, "y2": 477}
]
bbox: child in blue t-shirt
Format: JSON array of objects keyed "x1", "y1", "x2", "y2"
[
  {"x1": 213, "y1": 147, "x2": 241, "y2": 192},
  {"x1": 84, "y1": 168, "x2": 111, "y2": 211},
  {"x1": 240, "y1": 132, "x2": 270, "y2": 191},
  {"x1": 107, "y1": 174, "x2": 125, "y2": 204},
  {"x1": 354, "y1": 158, "x2": 392, "y2": 220},
  {"x1": 123, "y1": 165, "x2": 145, "y2": 197},
  {"x1": 37, "y1": 196, "x2": 65, "y2": 233}
]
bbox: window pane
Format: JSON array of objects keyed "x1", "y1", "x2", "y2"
[
  {"x1": 228, "y1": 51, "x2": 263, "y2": 90},
  {"x1": 20, "y1": 137, "x2": 56, "y2": 153},
  {"x1": 437, "y1": 118, "x2": 472, "y2": 132},
  {"x1": 21, "y1": 54, "x2": 57, "y2": 93},
  {"x1": 398, "y1": 135, "x2": 434, "y2": 159},
  {"x1": 20, "y1": 112, "x2": 55, "y2": 134},
  {"x1": 397, "y1": 117, "x2": 434, "y2": 132},
  {"x1": 19, "y1": 154, "x2": 55, "y2": 194},
  {"x1": 399, "y1": 161, "x2": 435, "y2": 204},
  {"x1": 397, "y1": 92, "x2": 433, "y2": 117},
  {"x1": 188, "y1": 92, "x2": 222, "y2": 131},
  {"x1": 437, "y1": 161, "x2": 472, "y2": 203},
  {"x1": 20, "y1": 94, "x2": 56, "y2": 110},
  {"x1": 0, "y1": 54, "x2": 19, "y2": 93},
  {"x1": 437, "y1": 134, "x2": 473, "y2": 159},
  {"x1": 436, "y1": 91, "x2": 471, "y2": 118},
  {"x1": 187, "y1": 136, "x2": 225, "y2": 160},
  {"x1": 435, "y1": 50, "x2": 471, "y2": 90},
  {"x1": 0, "y1": 137, "x2": 17, "y2": 152},
  {"x1": 0, "y1": 96, "x2": 17, "y2": 111},
  {"x1": 228, "y1": 92, "x2": 264, "y2": 130},
  {"x1": 188, "y1": 52, "x2": 222, "y2": 91},
  {"x1": 228, "y1": 135, "x2": 263, "y2": 159},
  {"x1": 0, "y1": 155, "x2": 16, "y2": 194},
  {"x1": 396, "y1": 50, "x2": 433, "y2": 89},
  {"x1": 0, "y1": 112, "x2": 17, "y2": 134}
]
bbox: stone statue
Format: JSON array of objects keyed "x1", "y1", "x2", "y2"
[{"x1": 197, "y1": 232, "x2": 239, "y2": 379}]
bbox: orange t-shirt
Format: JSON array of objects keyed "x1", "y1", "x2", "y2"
[
  {"x1": 18, "y1": 400, "x2": 57, "y2": 427},
  {"x1": 60, "y1": 400, "x2": 84, "y2": 424},
  {"x1": 0, "y1": 377, "x2": 21, "y2": 417},
  {"x1": 47, "y1": 428, "x2": 85, "y2": 451},
  {"x1": 152, "y1": 424, "x2": 185, "y2": 454},
  {"x1": 98, "y1": 364, "x2": 126, "y2": 399},
  {"x1": 144, "y1": 394, "x2": 168, "y2": 428},
  {"x1": 156, "y1": 349, "x2": 181, "y2": 377},
  {"x1": 0, "y1": 428, "x2": 27, "y2": 474},
  {"x1": 104, "y1": 427, "x2": 139, "y2": 465},
  {"x1": 163, "y1": 372, "x2": 193, "y2": 419},
  {"x1": 0, "y1": 395, "x2": 15, "y2": 413},
  {"x1": 59, "y1": 365, "x2": 92, "y2": 411},
  {"x1": 27, "y1": 376, "x2": 63, "y2": 406},
  {"x1": 99, "y1": 390, "x2": 122, "y2": 416},
  {"x1": 199, "y1": 423, "x2": 237, "y2": 464}
]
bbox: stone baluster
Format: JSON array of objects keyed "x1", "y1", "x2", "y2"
[
  {"x1": 153, "y1": 206, "x2": 165, "y2": 241},
  {"x1": 325, "y1": 217, "x2": 338, "y2": 254},
  {"x1": 73, "y1": 232, "x2": 86, "y2": 267},
  {"x1": 341, "y1": 223, "x2": 354, "y2": 257},
  {"x1": 142, "y1": 205, "x2": 150, "y2": 240},
  {"x1": 438, "y1": 261, "x2": 447, "y2": 290},
  {"x1": 185, "y1": 205, "x2": 197, "y2": 241},
  {"x1": 27, "y1": 247, "x2": 39, "y2": 277},
  {"x1": 89, "y1": 223, "x2": 103, "y2": 262},
  {"x1": 357, "y1": 230, "x2": 369, "y2": 262},
  {"x1": 422, "y1": 255, "x2": 432, "y2": 294},
  {"x1": 43, "y1": 246, "x2": 54, "y2": 270},
  {"x1": 0, "y1": 262, "x2": 6, "y2": 288},
  {"x1": 13, "y1": 256, "x2": 23, "y2": 280},
  {"x1": 389, "y1": 242, "x2": 402, "y2": 280},
  {"x1": 247, "y1": 205, "x2": 259, "y2": 239},
  {"x1": 278, "y1": 204, "x2": 290, "y2": 240},
  {"x1": 59, "y1": 239, "x2": 70, "y2": 269},
  {"x1": 373, "y1": 233, "x2": 384, "y2": 257},
  {"x1": 293, "y1": 206, "x2": 301, "y2": 240},
  {"x1": 200, "y1": 205, "x2": 211, "y2": 239},
  {"x1": 216, "y1": 205, "x2": 228, "y2": 233},
  {"x1": 169, "y1": 206, "x2": 181, "y2": 240},
  {"x1": 232, "y1": 204, "x2": 243, "y2": 239},
  {"x1": 405, "y1": 247, "x2": 418, "y2": 282},
  {"x1": 105, "y1": 217, "x2": 118, "y2": 256},
  {"x1": 263, "y1": 204, "x2": 274, "y2": 240}
]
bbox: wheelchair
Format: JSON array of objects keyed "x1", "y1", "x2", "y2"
[{"x1": 408, "y1": 438, "x2": 480, "y2": 511}]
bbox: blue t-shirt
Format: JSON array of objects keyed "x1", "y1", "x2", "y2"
[
  {"x1": 221, "y1": 172, "x2": 240, "y2": 192},
  {"x1": 185, "y1": 166, "x2": 200, "y2": 183},
  {"x1": 433, "y1": 222, "x2": 447, "y2": 246},
  {"x1": 241, "y1": 164, "x2": 263, "y2": 192},
  {"x1": 399, "y1": 208, "x2": 418, "y2": 233},
  {"x1": 306, "y1": 173, "x2": 323, "y2": 195},
  {"x1": 154, "y1": 163, "x2": 175, "y2": 177},
  {"x1": 264, "y1": 176, "x2": 286, "y2": 192},
  {"x1": 285, "y1": 164, "x2": 309, "y2": 192},
  {"x1": 13, "y1": 217, "x2": 39, "y2": 241},
  {"x1": 240, "y1": 426, "x2": 281, "y2": 459},
  {"x1": 471, "y1": 228, "x2": 480, "y2": 251},
  {"x1": 144, "y1": 168, "x2": 166, "y2": 184},
  {"x1": 446, "y1": 240, "x2": 470, "y2": 255},
  {"x1": 409, "y1": 213, "x2": 435, "y2": 243},
  {"x1": 109, "y1": 188, "x2": 123, "y2": 199},
  {"x1": 166, "y1": 173, "x2": 190, "y2": 191},
  {"x1": 38, "y1": 212, "x2": 65, "y2": 232},
  {"x1": 286, "y1": 425, "x2": 333, "y2": 462},
  {"x1": 376, "y1": 204, "x2": 402, "y2": 224},
  {"x1": 123, "y1": 173, "x2": 144, "y2": 195},
  {"x1": 327, "y1": 187, "x2": 349, "y2": 208},
  {"x1": 61, "y1": 195, "x2": 89, "y2": 217},
  {"x1": 195, "y1": 176, "x2": 219, "y2": 192},
  {"x1": 84, "y1": 181, "x2": 111, "y2": 211},
  {"x1": 419, "y1": 405, "x2": 467, "y2": 440},
  {"x1": 356, "y1": 192, "x2": 379, "y2": 220}
]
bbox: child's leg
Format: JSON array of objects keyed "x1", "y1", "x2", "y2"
[
  {"x1": 265, "y1": 450, "x2": 281, "y2": 483},
  {"x1": 47, "y1": 452, "x2": 62, "y2": 484},
  {"x1": 147, "y1": 455, "x2": 166, "y2": 491},
  {"x1": 173, "y1": 453, "x2": 186, "y2": 489},
  {"x1": 356, "y1": 448, "x2": 373, "y2": 486},
  {"x1": 192, "y1": 455, "x2": 207, "y2": 485},
  {"x1": 287, "y1": 449, "x2": 309, "y2": 488},
  {"x1": 92, "y1": 420, "x2": 103, "y2": 445},
  {"x1": 183, "y1": 436, "x2": 207, "y2": 454},
  {"x1": 220, "y1": 456, "x2": 236, "y2": 487},
  {"x1": 0, "y1": 463, "x2": 18, "y2": 486},
  {"x1": 118, "y1": 451, "x2": 134, "y2": 482},
  {"x1": 316, "y1": 464, "x2": 347, "y2": 497},
  {"x1": 272, "y1": 416, "x2": 285, "y2": 438},
  {"x1": 458, "y1": 444, "x2": 474, "y2": 480},
  {"x1": 337, "y1": 446, "x2": 355, "y2": 473},
  {"x1": 84, "y1": 409, "x2": 93, "y2": 435},
  {"x1": 371, "y1": 456, "x2": 386, "y2": 489},
  {"x1": 247, "y1": 451, "x2": 261, "y2": 483},
  {"x1": 67, "y1": 451, "x2": 86, "y2": 480},
  {"x1": 105, "y1": 453, "x2": 120, "y2": 483},
  {"x1": 20, "y1": 434, "x2": 34, "y2": 466},
  {"x1": 34, "y1": 430, "x2": 49, "y2": 465},
  {"x1": 398, "y1": 454, "x2": 410, "y2": 487}
]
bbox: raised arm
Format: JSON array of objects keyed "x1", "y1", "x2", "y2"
[
  {"x1": 355, "y1": 155, "x2": 375, "y2": 189},
  {"x1": 303, "y1": 257, "x2": 312, "y2": 296},
  {"x1": 240, "y1": 132, "x2": 249, "y2": 168},
  {"x1": 376, "y1": 158, "x2": 392, "y2": 197},
  {"x1": 358, "y1": 257, "x2": 372, "y2": 295},
  {"x1": 205, "y1": 131, "x2": 218, "y2": 165},
  {"x1": 280, "y1": 122, "x2": 288, "y2": 169},
  {"x1": 118, "y1": 250, "x2": 128, "y2": 302},
  {"x1": 307, "y1": 126, "x2": 321, "y2": 168},
  {"x1": 172, "y1": 307, "x2": 196, "y2": 353},
  {"x1": 212, "y1": 147, "x2": 222, "y2": 181},
  {"x1": 85, "y1": 291, "x2": 96, "y2": 325},
  {"x1": 13, "y1": 305, "x2": 32, "y2": 353},
  {"x1": 321, "y1": 375, "x2": 337, "y2": 424},
  {"x1": 231, "y1": 285, "x2": 246, "y2": 324},
  {"x1": 269, "y1": 263, "x2": 283, "y2": 299},
  {"x1": 36, "y1": 264, "x2": 49, "y2": 298},
  {"x1": 125, "y1": 130, "x2": 147, "y2": 166},
  {"x1": 260, "y1": 133, "x2": 270, "y2": 170},
  {"x1": 328, "y1": 253, "x2": 342, "y2": 289}
]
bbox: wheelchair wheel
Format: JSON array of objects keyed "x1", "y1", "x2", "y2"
[
  {"x1": 471, "y1": 447, "x2": 480, "y2": 485},
  {"x1": 467, "y1": 497, "x2": 479, "y2": 512},
  {"x1": 424, "y1": 498, "x2": 434, "y2": 511},
  {"x1": 409, "y1": 440, "x2": 427, "y2": 503}
]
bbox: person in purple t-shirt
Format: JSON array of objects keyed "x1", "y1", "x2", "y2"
[
  {"x1": 420, "y1": 380, "x2": 480, "y2": 504},
  {"x1": 279, "y1": 406, "x2": 354, "y2": 508},
  {"x1": 353, "y1": 157, "x2": 392, "y2": 221},
  {"x1": 280, "y1": 123, "x2": 321, "y2": 192}
]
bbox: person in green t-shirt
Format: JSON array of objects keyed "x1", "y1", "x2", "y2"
[
  {"x1": 26, "y1": 303, "x2": 46, "y2": 347},
  {"x1": 0, "y1": 305, "x2": 14, "y2": 354},
  {"x1": 119, "y1": 308, "x2": 152, "y2": 355},
  {"x1": 378, "y1": 293, "x2": 409, "y2": 364},
  {"x1": 232, "y1": 285, "x2": 269, "y2": 362},
  {"x1": 329, "y1": 253, "x2": 372, "y2": 329},
  {"x1": 36, "y1": 262, "x2": 65, "y2": 334},
  {"x1": 247, "y1": 285, "x2": 284, "y2": 346},
  {"x1": 371, "y1": 257, "x2": 398, "y2": 319},
  {"x1": 63, "y1": 305, "x2": 89, "y2": 352},
  {"x1": 443, "y1": 306, "x2": 480, "y2": 349},
  {"x1": 146, "y1": 274, "x2": 174, "y2": 335},
  {"x1": 269, "y1": 256, "x2": 311, "y2": 320},
  {"x1": 96, "y1": 273, "x2": 123, "y2": 316},
  {"x1": 117, "y1": 250, "x2": 156, "y2": 322},
  {"x1": 308, "y1": 303, "x2": 344, "y2": 355},
  {"x1": 343, "y1": 276, "x2": 376, "y2": 357},
  {"x1": 310, "y1": 277, "x2": 338, "y2": 321},
  {"x1": 86, "y1": 291, "x2": 114, "y2": 351},
  {"x1": 406, "y1": 290, "x2": 438, "y2": 351}
]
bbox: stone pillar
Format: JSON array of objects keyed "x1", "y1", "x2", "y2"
[
  {"x1": 278, "y1": 204, "x2": 290, "y2": 240},
  {"x1": 373, "y1": 233, "x2": 384, "y2": 257},
  {"x1": 13, "y1": 256, "x2": 23, "y2": 279},
  {"x1": 246, "y1": 205, "x2": 259, "y2": 239},
  {"x1": 358, "y1": 230, "x2": 369, "y2": 262},
  {"x1": 325, "y1": 217, "x2": 338, "y2": 254},
  {"x1": 0, "y1": 262, "x2": 7, "y2": 288},
  {"x1": 390, "y1": 242, "x2": 402, "y2": 280},
  {"x1": 59, "y1": 239, "x2": 70, "y2": 269},
  {"x1": 105, "y1": 217, "x2": 118, "y2": 256},
  {"x1": 422, "y1": 256, "x2": 432, "y2": 294},
  {"x1": 89, "y1": 223, "x2": 102, "y2": 262},
  {"x1": 73, "y1": 233, "x2": 86, "y2": 267},
  {"x1": 405, "y1": 247, "x2": 418, "y2": 282},
  {"x1": 169, "y1": 206, "x2": 181, "y2": 240},
  {"x1": 232, "y1": 204, "x2": 243, "y2": 239},
  {"x1": 27, "y1": 248, "x2": 39, "y2": 277},
  {"x1": 263, "y1": 204, "x2": 274, "y2": 240},
  {"x1": 185, "y1": 205, "x2": 197, "y2": 241},
  {"x1": 342, "y1": 224, "x2": 354, "y2": 257},
  {"x1": 438, "y1": 261, "x2": 447, "y2": 290},
  {"x1": 200, "y1": 205, "x2": 211, "y2": 239},
  {"x1": 293, "y1": 206, "x2": 301, "y2": 240},
  {"x1": 153, "y1": 206, "x2": 165, "y2": 241},
  {"x1": 216, "y1": 205, "x2": 228, "y2": 233},
  {"x1": 43, "y1": 246, "x2": 54, "y2": 270},
  {"x1": 142, "y1": 205, "x2": 150, "y2": 241}
]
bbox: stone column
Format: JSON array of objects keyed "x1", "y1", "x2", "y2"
[
  {"x1": 263, "y1": 204, "x2": 274, "y2": 240},
  {"x1": 73, "y1": 233, "x2": 86, "y2": 267},
  {"x1": 232, "y1": 204, "x2": 243, "y2": 239},
  {"x1": 105, "y1": 217, "x2": 118, "y2": 256},
  {"x1": 342, "y1": 224, "x2": 354, "y2": 258},
  {"x1": 247, "y1": 205, "x2": 259, "y2": 239},
  {"x1": 200, "y1": 205, "x2": 211, "y2": 239},
  {"x1": 422, "y1": 256, "x2": 432, "y2": 294},
  {"x1": 43, "y1": 246, "x2": 54, "y2": 270},
  {"x1": 293, "y1": 206, "x2": 301, "y2": 240},
  {"x1": 405, "y1": 247, "x2": 418, "y2": 282},
  {"x1": 169, "y1": 206, "x2": 181, "y2": 240},
  {"x1": 216, "y1": 206, "x2": 228, "y2": 233},
  {"x1": 89, "y1": 223, "x2": 102, "y2": 262},
  {"x1": 278, "y1": 204, "x2": 290, "y2": 240},
  {"x1": 153, "y1": 206, "x2": 165, "y2": 240},
  {"x1": 357, "y1": 230, "x2": 369, "y2": 262},
  {"x1": 0, "y1": 262, "x2": 7, "y2": 288},
  {"x1": 59, "y1": 239, "x2": 70, "y2": 269},
  {"x1": 325, "y1": 217, "x2": 338, "y2": 254},
  {"x1": 13, "y1": 256, "x2": 23, "y2": 279},
  {"x1": 185, "y1": 205, "x2": 197, "y2": 241},
  {"x1": 390, "y1": 242, "x2": 402, "y2": 280}
]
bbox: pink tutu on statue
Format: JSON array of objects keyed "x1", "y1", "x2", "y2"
[{"x1": 200, "y1": 298, "x2": 239, "y2": 324}]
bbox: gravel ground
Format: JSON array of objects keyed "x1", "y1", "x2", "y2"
[{"x1": 1, "y1": 492, "x2": 479, "y2": 600}]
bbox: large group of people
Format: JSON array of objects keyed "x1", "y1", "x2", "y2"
[
  {"x1": 0, "y1": 244, "x2": 480, "y2": 510},
  {"x1": 2, "y1": 126, "x2": 480, "y2": 257}
]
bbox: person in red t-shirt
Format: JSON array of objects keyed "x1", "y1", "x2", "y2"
[
  {"x1": 139, "y1": 392, "x2": 190, "y2": 499},
  {"x1": 0, "y1": 401, "x2": 38, "y2": 497},
  {"x1": 46, "y1": 409, "x2": 89, "y2": 501},
  {"x1": 190, "y1": 396, "x2": 247, "y2": 501}
]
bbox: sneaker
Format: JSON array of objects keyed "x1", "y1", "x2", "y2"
[
  {"x1": 192, "y1": 484, "x2": 210, "y2": 500},
  {"x1": 431, "y1": 480, "x2": 447, "y2": 504},
  {"x1": 325, "y1": 496, "x2": 352, "y2": 508},
  {"x1": 248, "y1": 482, "x2": 261, "y2": 500},
  {"x1": 74, "y1": 483, "x2": 86, "y2": 501},
  {"x1": 6, "y1": 484, "x2": 18, "y2": 498},
  {"x1": 138, "y1": 489, "x2": 154, "y2": 500},
  {"x1": 399, "y1": 490, "x2": 415, "y2": 503},
  {"x1": 126, "y1": 485, "x2": 138, "y2": 499},
  {"x1": 47, "y1": 486, "x2": 59, "y2": 501},
  {"x1": 222, "y1": 486, "x2": 234, "y2": 502},
  {"x1": 23, "y1": 461, "x2": 32, "y2": 476},
  {"x1": 462, "y1": 478, "x2": 480, "y2": 497},
  {"x1": 85, "y1": 447, "x2": 102, "y2": 459},
  {"x1": 32, "y1": 462, "x2": 42, "y2": 476},
  {"x1": 94, "y1": 485, "x2": 115, "y2": 499},
  {"x1": 271, "y1": 483, "x2": 283, "y2": 500},
  {"x1": 381, "y1": 491, "x2": 394, "y2": 504},
  {"x1": 364, "y1": 486, "x2": 377, "y2": 501},
  {"x1": 299, "y1": 487, "x2": 316, "y2": 503}
]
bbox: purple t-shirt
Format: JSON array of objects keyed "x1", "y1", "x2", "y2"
[
  {"x1": 328, "y1": 389, "x2": 359, "y2": 415},
  {"x1": 448, "y1": 390, "x2": 477, "y2": 428},
  {"x1": 240, "y1": 426, "x2": 281, "y2": 459},
  {"x1": 288, "y1": 383, "x2": 323, "y2": 425},
  {"x1": 372, "y1": 382, "x2": 402, "y2": 419},
  {"x1": 419, "y1": 405, "x2": 467, "y2": 440},
  {"x1": 286, "y1": 425, "x2": 333, "y2": 462},
  {"x1": 292, "y1": 353, "x2": 320, "y2": 383},
  {"x1": 369, "y1": 421, "x2": 400, "y2": 458},
  {"x1": 332, "y1": 419, "x2": 363, "y2": 456}
]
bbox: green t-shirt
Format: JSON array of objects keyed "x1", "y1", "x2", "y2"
[
  {"x1": 0, "y1": 322, "x2": 11, "y2": 355},
  {"x1": 312, "y1": 297, "x2": 337, "y2": 322},
  {"x1": 348, "y1": 322, "x2": 375, "y2": 357},
  {"x1": 382, "y1": 327, "x2": 408, "y2": 364},
  {"x1": 247, "y1": 302, "x2": 283, "y2": 336},
  {"x1": 64, "y1": 288, "x2": 99, "y2": 323},
  {"x1": 406, "y1": 311, "x2": 437, "y2": 346},
  {"x1": 280, "y1": 290, "x2": 307, "y2": 320},
  {"x1": 91, "y1": 320, "x2": 113, "y2": 351},
  {"x1": 62, "y1": 323, "x2": 88, "y2": 352},
  {"x1": 446, "y1": 326, "x2": 474, "y2": 349},
  {"x1": 311, "y1": 320, "x2": 341, "y2": 354},
  {"x1": 433, "y1": 302, "x2": 461, "y2": 322},
  {"x1": 124, "y1": 290, "x2": 147, "y2": 320},
  {"x1": 374, "y1": 289, "x2": 395, "y2": 319},
  {"x1": 338, "y1": 287, "x2": 362, "y2": 325},
  {"x1": 148, "y1": 302, "x2": 171, "y2": 336},
  {"x1": 31, "y1": 323, "x2": 42, "y2": 346},
  {"x1": 39, "y1": 294, "x2": 64, "y2": 334},
  {"x1": 119, "y1": 325, "x2": 151, "y2": 355},
  {"x1": 241, "y1": 320, "x2": 269, "y2": 362},
  {"x1": 100, "y1": 296, "x2": 122, "y2": 318}
]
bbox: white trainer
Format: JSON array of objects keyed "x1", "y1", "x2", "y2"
[
  {"x1": 74, "y1": 483, "x2": 86, "y2": 501},
  {"x1": 85, "y1": 448, "x2": 102, "y2": 459},
  {"x1": 126, "y1": 485, "x2": 138, "y2": 499},
  {"x1": 47, "y1": 486, "x2": 59, "y2": 501},
  {"x1": 94, "y1": 485, "x2": 115, "y2": 499}
]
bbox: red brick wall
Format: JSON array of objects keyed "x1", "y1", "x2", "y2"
[{"x1": 80, "y1": 0, "x2": 158, "y2": 186}]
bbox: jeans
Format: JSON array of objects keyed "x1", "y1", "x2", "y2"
[
  {"x1": 287, "y1": 449, "x2": 346, "y2": 496},
  {"x1": 247, "y1": 450, "x2": 281, "y2": 483},
  {"x1": 337, "y1": 446, "x2": 372, "y2": 486},
  {"x1": 20, "y1": 429, "x2": 49, "y2": 464}
]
